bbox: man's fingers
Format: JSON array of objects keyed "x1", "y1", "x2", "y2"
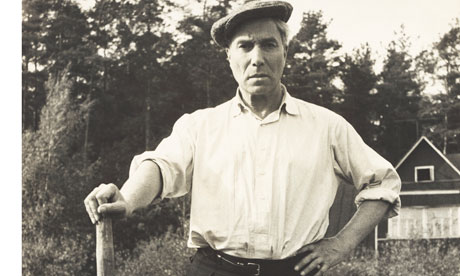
[
  {"x1": 297, "y1": 244, "x2": 314, "y2": 255},
  {"x1": 316, "y1": 263, "x2": 329, "y2": 276},
  {"x1": 98, "y1": 201, "x2": 127, "y2": 218},
  {"x1": 300, "y1": 257, "x2": 323, "y2": 276},
  {"x1": 83, "y1": 183, "x2": 119, "y2": 224},
  {"x1": 295, "y1": 251, "x2": 316, "y2": 271},
  {"x1": 95, "y1": 183, "x2": 116, "y2": 206},
  {"x1": 84, "y1": 201, "x2": 96, "y2": 224},
  {"x1": 84, "y1": 187, "x2": 102, "y2": 224}
]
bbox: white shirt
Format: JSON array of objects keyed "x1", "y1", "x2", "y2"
[{"x1": 129, "y1": 87, "x2": 401, "y2": 259}]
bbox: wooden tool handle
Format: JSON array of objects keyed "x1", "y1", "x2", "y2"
[{"x1": 96, "y1": 217, "x2": 115, "y2": 276}]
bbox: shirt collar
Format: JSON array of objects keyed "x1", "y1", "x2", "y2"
[
  {"x1": 231, "y1": 84, "x2": 299, "y2": 117},
  {"x1": 282, "y1": 86, "x2": 300, "y2": 116}
]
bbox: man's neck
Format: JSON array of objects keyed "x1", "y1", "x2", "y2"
[{"x1": 239, "y1": 86, "x2": 283, "y2": 120}]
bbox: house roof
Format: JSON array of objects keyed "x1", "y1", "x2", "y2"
[
  {"x1": 447, "y1": 153, "x2": 460, "y2": 169},
  {"x1": 395, "y1": 136, "x2": 460, "y2": 177}
]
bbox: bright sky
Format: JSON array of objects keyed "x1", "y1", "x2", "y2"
[
  {"x1": 287, "y1": 0, "x2": 460, "y2": 62},
  {"x1": 78, "y1": 0, "x2": 460, "y2": 70}
]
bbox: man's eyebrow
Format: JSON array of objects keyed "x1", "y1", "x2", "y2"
[
  {"x1": 234, "y1": 37, "x2": 278, "y2": 44},
  {"x1": 233, "y1": 37, "x2": 254, "y2": 44},
  {"x1": 260, "y1": 37, "x2": 279, "y2": 44}
]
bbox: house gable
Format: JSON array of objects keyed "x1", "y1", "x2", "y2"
[
  {"x1": 396, "y1": 136, "x2": 460, "y2": 182},
  {"x1": 378, "y1": 136, "x2": 460, "y2": 242},
  {"x1": 447, "y1": 153, "x2": 460, "y2": 170}
]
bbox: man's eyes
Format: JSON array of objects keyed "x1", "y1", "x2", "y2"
[
  {"x1": 238, "y1": 43, "x2": 253, "y2": 49},
  {"x1": 237, "y1": 42, "x2": 278, "y2": 50},
  {"x1": 263, "y1": 42, "x2": 278, "y2": 49}
]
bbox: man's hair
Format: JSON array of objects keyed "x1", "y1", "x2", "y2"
[{"x1": 272, "y1": 18, "x2": 290, "y2": 50}]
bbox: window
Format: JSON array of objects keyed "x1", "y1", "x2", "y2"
[{"x1": 415, "y1": 166, "x2": 434, "y2": 182}]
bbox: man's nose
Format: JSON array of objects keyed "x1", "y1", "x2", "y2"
[{"x1": 250, "y1": 46, "x2": 264, "y2": 67}]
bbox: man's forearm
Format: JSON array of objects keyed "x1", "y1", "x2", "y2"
[
  {"x1": 335, "y1": 200, "x2": 390, "y2": 251},
  {"x1": 120, "y1": 160, "x2": 163, "y2": 216}
]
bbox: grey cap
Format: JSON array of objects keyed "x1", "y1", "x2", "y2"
[{"x1": 210, "y1": 0, "x2": 293, "y2": 48}]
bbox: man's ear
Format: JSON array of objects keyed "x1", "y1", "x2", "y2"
[{"x1": 226, "y1": 48, "x2": 231, "y2": 62}]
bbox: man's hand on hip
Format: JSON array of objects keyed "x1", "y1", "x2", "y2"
[
  {"x1": 294, "y1": 237, "x2": 350, "y2": 276},
  {"x1": 84, "y1": 183, "x2": 133, "y2": 224}
]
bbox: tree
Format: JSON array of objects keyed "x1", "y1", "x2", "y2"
[
  {"x1": 22, "y1": 0, "x2": 94, "y2": 131},
  {"x1": 418, "y1": 19, "x2": 460, "y2": 153},
  {"x1": 339, "y1": 44, "x2": 379, "y2": 147},
  {"x1": 375, "y1": 27, "x2": 422, "y2": 162},
  {"x1": 170, "y1": 0, "x2": 236, "y2": 111},
  {"x1": 22, "y1": 67, "x2": 98, "y2": 275},
  {"x1": 75, "y1": 0, "x2": 188, "y2": 252},
  {"x1": 22, "y1": 0, "x2": 51, "y2": 130},
  {"x1": 283, "y1": 11, "x2": 342, "y2": 110}
]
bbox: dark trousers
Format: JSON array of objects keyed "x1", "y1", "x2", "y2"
[{"x1": 185, "y1": 247, "x2": 319, "y2": 276}]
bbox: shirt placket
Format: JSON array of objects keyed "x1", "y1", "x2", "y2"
[{"x1": 247, "y1": 120, "x2": 271, "y2": 254}]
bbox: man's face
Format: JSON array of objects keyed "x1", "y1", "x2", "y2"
[{"x1": 227, "y1": 18, "x2": 287, "y2": 96}]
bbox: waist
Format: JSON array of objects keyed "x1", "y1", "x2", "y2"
[
  {"x1": 199, "y1": 247, "x2": 302, "y2": 263},
  {"x1": 195, "y1": 247, "x2": 316, "y2": 276}
]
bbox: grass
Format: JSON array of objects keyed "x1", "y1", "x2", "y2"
[{"x1": 115, "y1": 231, "x2": 460, "y2": 276}]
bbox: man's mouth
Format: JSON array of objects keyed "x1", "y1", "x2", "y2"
[{"x1": 249, "y1": 74, "x2": 269, "y2": 79}]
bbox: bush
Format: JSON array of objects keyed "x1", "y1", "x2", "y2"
[
  {"x1": 22, "y1": 68, "x2": 98, "y2": 275},
  {"x1": 116, "y1": 235, "x2": 460, "y2": 276},
  {"x1": 327, "y1": 239, "x2": 460, "y2": 276},
  {"x1": 22, "y1": 230, "x2": 94, "y2": 276},
  {"x1": 116, "y1": 228, "x2": 194, "y2": 276}
]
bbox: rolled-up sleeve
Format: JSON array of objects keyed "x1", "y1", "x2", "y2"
[
  {"x1": 331, "y1": 116, "x2": 401, "y2": 218},
  {"x1": 128, "y1": 114, "x2": 195, "y2": 200}
]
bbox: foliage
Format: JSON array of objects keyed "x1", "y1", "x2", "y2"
[
  {"x1": 338, "y1": 44, "x2": 379, "y2": 147},
  {"x1": 418, "y1": 19, "x2": 460, "y2": 153},
  {"x1": 22, "y1": 0, "x2": 93, "y2": 130},
  {"x1": 375, "y1": 27, "x2": 422, "y2": 162},
  {"x1": 116, "y1": 228, "x2": 194, "y2": 276},
  {"x1": 328, "y1": 239, "x2": 460, "y2": 276},
  {"x1": 23, "y1": 229, "x2": 94, "y2": 276},
  {"x1": 22, "y1": 67, "x2": 98, "y2": 275},
  {"x1": 284, "y1": 11, "x2": 342, "y2": 110},
  {"x1": 170, "y1": 0, "x2": 236, "y2": 111},
  {"x1": 114, "y1": 230, "x2": 460, "y2": 276}
]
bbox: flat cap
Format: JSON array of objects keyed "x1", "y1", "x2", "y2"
[{"x1": 211, "y1": 0, "x2": 293, "y2": 48}]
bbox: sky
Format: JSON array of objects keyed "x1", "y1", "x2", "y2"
[
  {"x1": 77, "y1": 0, "x2": 460, "y2": 66},
  {"x1": 288, "y1": 0, "x2": 460, "y2": 65}
]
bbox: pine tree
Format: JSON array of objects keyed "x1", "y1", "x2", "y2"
[
  {"x1": 419, "y1": 19, "x2": 460, "y2": 153},
  {"x1": 22, "y1": 0, "x2": 52, "y2": 130},
  {"x1": 22, "y1": 67, "x2": 97, "y2": 275},
  {"x1": 376, "y1": 27, "x2": 422, "y2": 162},
  {"x1": 339, "y1": 45, "x2": 379, "y2": 147},
  {"x1": 283, "y1": 11, "x2": 342, "y2": 110}
]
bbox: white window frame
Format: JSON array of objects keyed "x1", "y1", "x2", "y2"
[{"x1": 414, "y1": 165, "x2": 434, "y2": 182}]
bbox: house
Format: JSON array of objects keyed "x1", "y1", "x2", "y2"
[{"x1": 377, "y1": 136, "x2": 460, "y2": 242}]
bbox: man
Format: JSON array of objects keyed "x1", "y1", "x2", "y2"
[{"x1": 84, "y1": 1, "x2": 401, "y2": 275}]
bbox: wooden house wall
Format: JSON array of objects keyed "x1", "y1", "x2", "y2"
[
  {"x1": 377, "y1": 138, "x2": 460, "y2": 242},
  {"x1": 397, "y1": 140, "x2": 460, "y2": 182},
  {"x1": 401, "y1": 194, "x2": 460, "y2": 207}
]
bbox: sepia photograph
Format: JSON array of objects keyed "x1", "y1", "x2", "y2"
[{"x1": 20, "y1": 0, "x2": 460, "y2": 275}]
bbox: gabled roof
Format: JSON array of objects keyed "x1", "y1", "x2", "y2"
[
  {"x1": 395, "y1": 136, "x2": 460, "y2": 177},
  {"x1": 447, "y1": 153, "x2": 460, "y2": 170}
]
